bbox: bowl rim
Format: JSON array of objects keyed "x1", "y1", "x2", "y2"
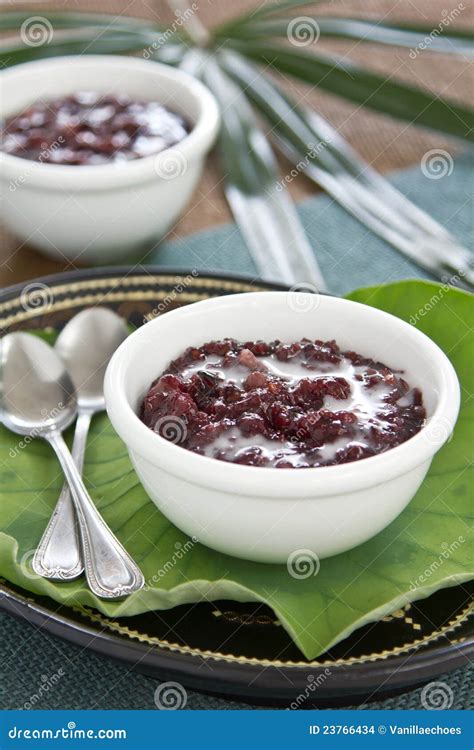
[
  {"x1": 0, "y1": 54, "x2": 220, "y2": 188},
  {"x1": 104, "y1": 291, "x2": 461, "y2": 497}
]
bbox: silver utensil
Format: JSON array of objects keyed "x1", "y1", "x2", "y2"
[
  {"x1": 0, "y1": 332, "x2": 144, "y2": 599},
  {"x1": 32, "y1": 308, "x2": 129, "y2": 581}
]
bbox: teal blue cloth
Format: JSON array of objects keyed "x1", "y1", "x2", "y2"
[
  {"x1": 0, "y1": 612, "x2": 472, "y2": 710},
  {"x1": 1, "y1": 158, "x2": 473, "y2": 711},
  {"x1": 151, "y1": 156, "x2": 473, "y2": 295}
]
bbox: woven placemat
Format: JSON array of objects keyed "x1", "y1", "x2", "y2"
[{"x1": 1, "y1": 613, "x2": 472, "y2": 710}]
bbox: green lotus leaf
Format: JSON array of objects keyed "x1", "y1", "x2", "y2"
[{"x1": 0, "y1": 280, "x2": 472, "y2": 659}]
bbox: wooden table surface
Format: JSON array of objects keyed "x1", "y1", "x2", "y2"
[{"x1": 1, "y1": 0, "x2": 471, "y2": 288}]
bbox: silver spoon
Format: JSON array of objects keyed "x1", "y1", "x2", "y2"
[
  {"x1": 0, "y1": 332, "x2": 144, "y2": 599},
  {"x1": 33, "y1": 308, "x2": 129, "y2": 581}
]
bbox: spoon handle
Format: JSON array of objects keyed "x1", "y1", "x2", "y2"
[
  {"x1": 46, "y1": 430, "x2": 144, "y2": 599},
  {"x1": 33, "y1": 413, "x2": 91, "y2": 580}
]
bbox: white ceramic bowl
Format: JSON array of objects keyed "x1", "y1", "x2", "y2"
[
  {"x1": 104, "y1": 292, "x2": 460, "y2": 563},
  {"x1": 0, "y1": 55, "x2": 219, "y2": 263}
]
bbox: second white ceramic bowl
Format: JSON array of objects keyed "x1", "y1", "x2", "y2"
[
  {"x1": 104, "y1": 292, "x2": 460, "y2": 563},
  {"x1": 0, "y1": 56, "x2": 219, "y2": 263}
]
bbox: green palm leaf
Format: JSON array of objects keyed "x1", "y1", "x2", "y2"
[
  {"x1": 216, "y1": 0, "x2": 323, "y2": 37},
  {"x1": 1, "y1": 2, "x2": 472, "y2": 283},
  {"x1": 202, "y1": 58, "x2": 325, "y2": 289},
  {"x1": 219, "y1": 16, "x2": 474, "y2": 56},
  {"x1": 0, "y1": 11, "x2": 162, "y2": 33},
  {"x1": 220, "y1": 50, "x2": 473, "y2": 288},
  {"x1": 0, "y1": 22, "x2": 187, "y2": 69},
  {"x1": 229, "y1": 40, "x2": 474, "y2": 141},
  {"x1": 0, "y1": 33, "x2": 156, "y2": 68}
]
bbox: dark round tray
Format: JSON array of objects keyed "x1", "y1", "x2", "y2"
[{"x1": 1, "y1": 266, "x2": 472, "y2": 706}]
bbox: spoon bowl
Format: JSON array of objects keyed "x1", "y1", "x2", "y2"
[
  {"x1": 55, "y1": 307, "x2": 129, "y2": 413},
  {"x1": 0, "y1": 332, "x2": 76, "y2": 436}
]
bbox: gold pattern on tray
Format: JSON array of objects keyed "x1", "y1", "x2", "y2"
[
  {"x1": 381, "y1": 604, "x2": 422, "y2": 631},
  {"x1": 0, "y1": 274, "x2": 266, "y2": 328},
  {"x1": 3, "y1": 578, "x2": 470, "y2": 668},
  {"x1": 213, "y1": 609, "x2": 281, "y2": 627},
  {"x1": 71, "y1": 600, "x2": 473, "y2": 668}
]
